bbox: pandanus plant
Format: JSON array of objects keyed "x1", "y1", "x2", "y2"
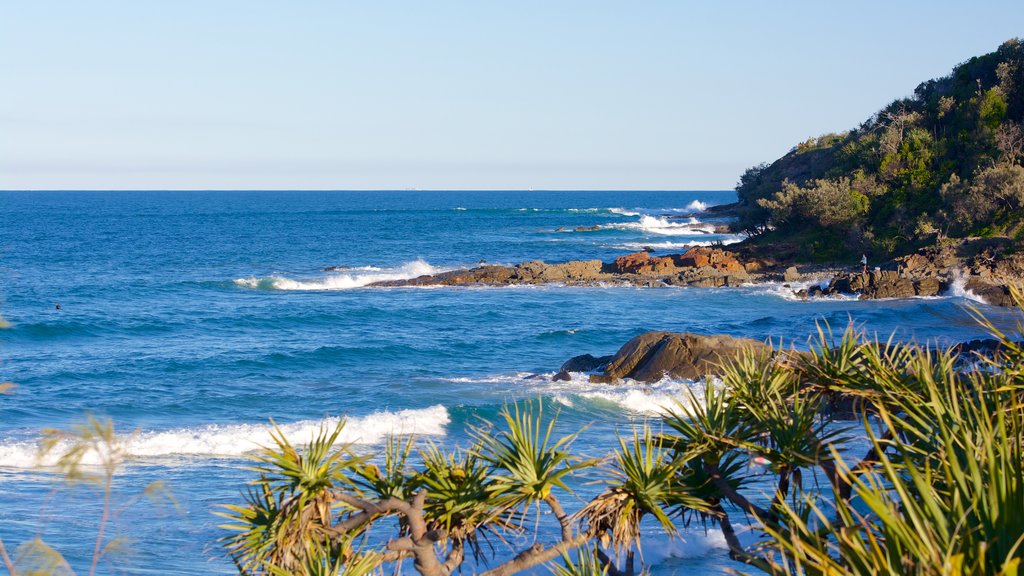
[{"x1": 221, "y1": 297, "x2": 1024, "y2": 575}]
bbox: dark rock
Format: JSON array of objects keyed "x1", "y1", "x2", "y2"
[
  {"x1": 573, "y1": 225, "x2": 601, "y2": 232},
  {"x1": 552, "y1": 371, "x2": 572, "y2": 382},
  {"x1": 559, "y1": 353, "x2": 612, "y2": 374},
  {"x1": 588, "y1": 374, "x2": 619, "y2": 384},
  {"x1": 964, "y1": 278, "x2": 1014, "y2": 306},
  {"x1": 599, "y1": 332, "x2": 770, "y2": 382}
]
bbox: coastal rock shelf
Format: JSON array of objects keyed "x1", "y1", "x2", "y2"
[{"x1": 368, "y1": 247, "x2": 752, "y2": 288}]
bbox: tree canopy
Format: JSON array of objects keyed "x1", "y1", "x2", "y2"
[{"x1": 735, "y1": 38, "x2": 1024, "y2": 260}]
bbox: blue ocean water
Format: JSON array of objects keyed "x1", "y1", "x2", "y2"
[{"x1": 0, "y1": 190, "x2": 1016, "y2": 574}]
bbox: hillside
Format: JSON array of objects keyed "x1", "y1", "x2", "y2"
[{"x1": 733, "y1": 39, "x2": 1024, "y2": 262}]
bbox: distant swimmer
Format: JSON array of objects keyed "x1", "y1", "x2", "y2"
[{"x1": 54, "y1": 302, "x2": 61, "y2": 311}]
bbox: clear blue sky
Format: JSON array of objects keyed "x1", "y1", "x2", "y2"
[{"x1": 2, "y1": 1, "x2": 1022, "y2": 190}]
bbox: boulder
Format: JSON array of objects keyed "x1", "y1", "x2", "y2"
[
  {"x1": 559, "y1": 353, "x2": 612, "y2": 374},
  {"x1": 611, "y1": 252, "x2": 678, "y2": 276},
  {"x1": 826, "y1": 271, "x2": 940, "y2": 300},
  {"x1": 913, "y1": 277, "x2": 943, "y2": 297},
  {"x1": 964, "y1": 278, "x2": 1014, "y2": 306},
  {"x1": 598, "y1": 332, "x2": 770, "y2": 382},
  {"x1": 783, "y1": 266, "x2": 801, "y2": 282}
]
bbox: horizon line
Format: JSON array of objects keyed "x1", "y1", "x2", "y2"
[{"x1": 0, "y1": 188, "x2": 736, "y2": 193}]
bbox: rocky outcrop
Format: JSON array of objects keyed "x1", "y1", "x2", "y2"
[
  {"x1": 823, "y1": 271, "x2": 946, "y2": 300},
  {"x1": 963, "y1": 278, "x2": 1014, "y2": 307},
  {"x1": 370, "y1": 247, "x2": 751, "y2": 289},
  {"x1": 558, "y1": 332, "x2": 770, "y2": 384}
]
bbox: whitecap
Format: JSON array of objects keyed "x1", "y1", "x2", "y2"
[
  {"x1": 608, "y1": 207, "x2": 641, "y2": 217},
  {"x1": 0, "y1": 406, "x2": 450, "y2": 468},
  {"x1": 685, "y1": 200, "x2": 708, "y2": 212},
  {"x1": 234, "y1": 259, "x2": 444, "y2": 291},
  {"x1": 610, "y1": 215, "x2": 718, "y2": 236},
  {"x1": 444, "y1": 372, "x2": 707, "y2": 416},
  {"x1": 611, "y1": 239, "x2": 743, "y2": 252}
]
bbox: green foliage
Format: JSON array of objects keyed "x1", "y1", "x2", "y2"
[
  {"x1": 220, "y1": 305, "x2": 1024, "y2": 575},
  {"x1": 736, "y1": 38, "x2": 1024, "y2": 260}
]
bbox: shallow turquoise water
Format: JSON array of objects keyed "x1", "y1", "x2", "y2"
[{"x1": 0, "y1": 190, "x2": 1014, "y2": 574}]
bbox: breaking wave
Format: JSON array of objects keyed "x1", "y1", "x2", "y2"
[
  {"x1": 234, "y1": 259, "x2": 444, "y2": 291},
  {"x1": 610, "y1": 215, "x2": 718, "y2": 236},
  {"x1": 947, "y1": 276, "x2": 989, "y2": 304},
  {"x1": 442, "y1": 372, "x2": 705, "y2": 415},
  {"x1": 0, "y1": 406, "x2": 450, "y2": 468},
  {"x1": 612, "y1": 239, "x2": 742, "y2": 252},
  {"x1": 685, "y1": 200, "x2": 708, "y2": 212}
]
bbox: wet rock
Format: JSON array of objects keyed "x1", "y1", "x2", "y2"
[
  {"x1": 964, "y1": 278, "x2": 1014, "y2": 306},
  {"x1": 826, "y1": 271, "x2": 942, "y2": 300},
  {"x1": 559, "y1": 353, "x2": 612, "y2": 374},
  {"x1": 784, "y1": 266, "x2": 801, "y2": 282},
  {"x1": 598, "y1": 332, "x2": 770, "y2": 382}
]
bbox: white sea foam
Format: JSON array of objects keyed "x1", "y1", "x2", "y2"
[
  {"x1": 234, "y1": 259, "x2": 444, "y2": 291},
  {"x1": 609, "y1": 207, "x2": 641, "y2": 217},
  {"x1": 0, "y1": 406, "x2": 450, "y2": 469},
  {"x1": 611, "y1": 215, "x2": 718, "y2": 236},
  {"x1": 612, "y1": 238, "x2": 743, "y2": 251},
  {"x1": 541, "y1": 373, "x2": 706, "y2": 415},
  {"x1": 948, "y1": 276, "x2": 988, "y2": 303},
  {"x1": 685, "y1": 200, "x2": 708, "y2": 212}
]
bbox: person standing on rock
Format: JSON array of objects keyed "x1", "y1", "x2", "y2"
[{"x1": 861, "y1": 254, "x2": 868, "y2": 274}]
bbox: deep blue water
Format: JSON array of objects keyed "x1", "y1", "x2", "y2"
[{"x1": 0, "y1": 190, "x2": 1016, "y2": 574}]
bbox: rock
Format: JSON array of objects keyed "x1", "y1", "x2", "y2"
[
  {"x1": 611, "y1": 252, "x2": 678, "y2": 276},
  {"x1": 783, "y1": 266, "x2": 801, "y2": 282},
  {"x1": 573, "y1": 225, "x2": 601, "y2": 232},
  {"x1": 552, "y1": 371, "x2": 572, "y2": 382},
  {"x1": 675, "y1": 247, "x2": 745, "y2": 272},
  {"x1": 588, "y1": 374, "x2": 619, "y2": 384},
  {"x1": 557, "y1": 260, "x2": 603, "y2": 281},
  {"x1": 598, "y1": 332, "x2": 770, "y2": 382},
  {"x1": 559, "y1": 353, "x2": 611, "y2": 374},
  {"x1": 964, "y1": 278, "x2": 1014, "y2": 306},
  {"x1": 826, "y1": 271, "x2": 929, "y2": 300},
  {"x1": 913, "y1": 277, "x2": 943, "y2": 297}
]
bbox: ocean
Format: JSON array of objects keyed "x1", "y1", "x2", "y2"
[{"x1": 0, "y1": 190, "x2": 1014, "y2": 574}]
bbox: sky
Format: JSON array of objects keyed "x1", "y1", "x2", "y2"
[{"x1": 2, "y1": 1, "x2": 1023, "y2": 191}]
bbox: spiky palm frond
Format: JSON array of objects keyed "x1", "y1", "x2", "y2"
[
  {"x1": 413, "y1": 442, "x2": 511, "y2": 557},
  {"x1": 473, "y1": 401, "x2": 594, "y2": 514},
  {"x1": 352, "y1": 435, "x2": 414, "y2": 501},
  {"x1": 548, "y1": 546, "x2": 609, "y2": 576},
  {"x1": 661, "y1": 381, "x2": 751, "y2": 462},
  {"x1": 760, "y1": 337, "x2": 1024, "y2": 575},
  {"x1": 219, "y1": 420, "x2": 368, "y2": 575},
  {"x1": 39, "y1": 415, "x2": 124, "y2": 483},
  {"x1": 578, "y1": 426, "x2": 708, "y2": 556}
]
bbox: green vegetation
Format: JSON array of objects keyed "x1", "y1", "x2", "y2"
[
  {"x1": 221, "y1": 302, "x2": 1024, "y2": 575},
  {"x1": 736, "y1": 39, "x2": 1024, "y2": 261}
]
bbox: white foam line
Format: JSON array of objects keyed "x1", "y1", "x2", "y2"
[
  {"x1": 0, "y1": 406, "x2": 450, "y2": 468},
  {"x1": 234, "y1": 259, "x2": 446, "y2": 291}
]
